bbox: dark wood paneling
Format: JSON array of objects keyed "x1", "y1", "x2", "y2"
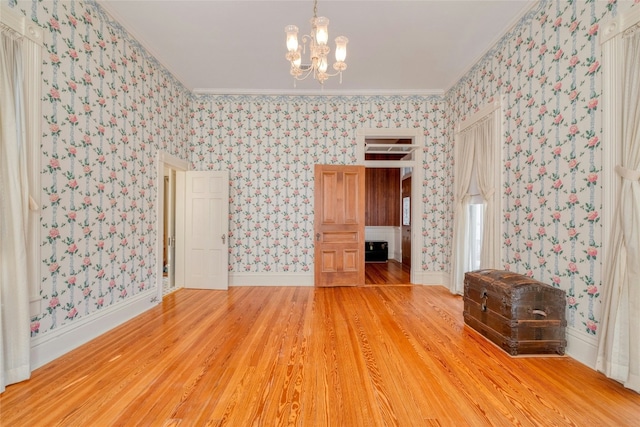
[{"x1": 365, "y1": 168, "x2": 400, "y2": 226}]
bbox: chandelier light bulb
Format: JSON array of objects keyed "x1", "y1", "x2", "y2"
[
  {"x1": 334, "y1": 36, "x2": 348, "y2": 63},
  {"x1": 285, "y1": 25, "x2": 299, "y2": 52},
  {"x1": 314, "y1": 16, "x2": 329, "y2": 46},
  {"x1": 293, "y1": 49, "x2": 302, "y2": 68},
  {"x1": 318, "y1": 56, "x2": 328, "y2": 73}
]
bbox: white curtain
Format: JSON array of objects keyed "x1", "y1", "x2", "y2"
[
  {"x1": 0, "y1": 30, "x2": 31, "y2": 393},
  {"x1": 596, "y1": 27, "x2": 640, "y2": 393},
  {"x1": 451, "y1": 113, "x2": 498, "y2": 294},
  {"x1": 475, "y1": 112, "x2": 498, "y2": 270},
  {"x1": 450, "y1": 127, "x2": 476, "y2": 294}
]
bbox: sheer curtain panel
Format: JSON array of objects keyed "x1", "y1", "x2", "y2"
[
  {"x1": 475, "y1": 112, "x2": 499, "y2": 270},
  {"x1": 450, "y1": 128, "x2": 476, "y2": 294},
  {"x1": 0, "y1": 30, "x2": 31, "y2": 393},
  {"x1": 597, "y1": 25, "x2": 640, "y2": 394}
]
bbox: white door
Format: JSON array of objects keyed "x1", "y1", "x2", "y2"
[{"x1": 184, "y1": 171, "x2": 229, "y2": 290}]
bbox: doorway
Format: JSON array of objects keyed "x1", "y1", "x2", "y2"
[
  {"x1": 162, "y1": 168, "x2": 178, "y2": 295},
  {"x1": 357, "y1": 128, "x2": 422, "y2": 285},
  {"x1": 156, "y1": 152, "x2": 189, "y2": 301},
  {"x1": 157, "y1": 154, "x2": 230, "y2": 296},
  {"x1": 363, "y1": 165, "x2": 411, "y2": 285}
]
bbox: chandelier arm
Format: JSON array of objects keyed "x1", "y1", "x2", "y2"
[
  {"x1": 292, "y1": 66, "x2": 316, "y2": 81},
  {"x1": 318, "y1": 69, "x2": 342, "y2": 78}
]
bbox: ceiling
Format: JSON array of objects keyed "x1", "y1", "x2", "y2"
[{"x1": 97, "y1": 0, "x2": 536, "y2": 95}]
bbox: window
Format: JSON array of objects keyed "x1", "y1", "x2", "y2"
[{"x1": 451, "y1": 102, "x2": 501, "y2": 294}]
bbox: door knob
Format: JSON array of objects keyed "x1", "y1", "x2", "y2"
[
  {"x1": 222, "y1": 234, "x2": 226, "y2": 244},
  {"x1": 316, "y1": 233, "x2": 321, "y2": 241}
]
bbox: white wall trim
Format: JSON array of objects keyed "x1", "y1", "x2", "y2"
[
  {"x1": 229, "y1": 272, "x2": 314, "y2": 287},
  {"x1": 1, "y1": 3, "x2": 44, "y2": 45},
  {"x1": 230, "y1": 271, "x2": 453, "y2": 287},
  {"x1": 456, "y1": 100, "x2": 501, "y2": 133},
  {"x1": 565, "y1": 328, "x2": 598, "y2": 369},
  {"x1": 160, "y1": 151, "x2": 190, "y2": 170},
  {"x1": 193, "y1": 88, "x2": 445, "y2": 97},
  {"x1": 416, "y1": 271, "x2": 450, "y2": 287},
  {"x1": 600, "y1": 5, "x2": 640, "y2": 44},
  {"x1": 156, "y1": 152, "x2": 190, "y2": 300},
  {"x1": 30, "y1": 290, "x2": 158, "y2": 369}
]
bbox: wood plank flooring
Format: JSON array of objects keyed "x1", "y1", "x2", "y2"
[
  {"x1": 365, "y1": 260, "x2": 410, "y2": 285},
  {"x1": 1, "y1": 285, "x2": 639, "y2": 426}
]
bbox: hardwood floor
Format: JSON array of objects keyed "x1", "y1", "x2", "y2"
[
  {"x1": 365, "y1": 259, "x2": 410, "y2": 285},
  {"x1": 2, "y1": 286, "x2": 639, "y2": 426}
]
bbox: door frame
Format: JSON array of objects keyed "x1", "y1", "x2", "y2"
[
  {"x1": 156, "y1": 152, "x2": 189, "y2": 301},
  {"x1": 356, "y1": 128, "x2": 423, "y2": 284}
]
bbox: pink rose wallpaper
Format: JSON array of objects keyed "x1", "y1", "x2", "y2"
[
  {"x1": 11, "y1": 0, "x2": 638, "y2": 359},
  {"x1": 448, "y1": 0, "x2": 638, "y2": 335}
]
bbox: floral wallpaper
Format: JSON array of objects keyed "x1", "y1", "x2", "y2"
[
  {"x1": 188, "y1": 96, "x2": 450, "y2": 276},
  {"x1": 14, "y1": 0, "x2": 638, "y2": 346},
  {"x1": 448, "y1": 0, "x2": 638, "y2": 335},
  {"x1": 16, "y1": 0, "x2": 192, "y2": 336},
  {"x1": 18, "y1": 0, "x2": 451, "y2": 339}
]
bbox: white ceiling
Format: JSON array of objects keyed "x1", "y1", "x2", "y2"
[{"x1": 97, "y1": 0, "x2": 536, "y2": 95}]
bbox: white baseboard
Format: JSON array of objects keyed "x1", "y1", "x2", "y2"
[
  {"x1": 414, "y1": 271, "x2": 450, "y2": 286},
  {"x1": 565, "y1": 327, "x2": 598, "y2": 369},
  {"x1": 30, "y1": 290, "x2": 159, "y2": 369},
  {"x1": 229, "y1": 272, "x2": 314, "y2": 286},
  {"x1": 229, "y1": 270, "x2": 451, "y2": 287}
]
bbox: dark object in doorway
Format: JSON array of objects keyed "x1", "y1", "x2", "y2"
[
  {"x1": 365, "y1": 241, "x2": 388, "y2": 262},
  {"x1": 463, "y1": 269, "x2": 566, "y2": 356}
]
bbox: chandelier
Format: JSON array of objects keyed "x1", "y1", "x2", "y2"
[{"x1": 284, "y1": 0, "x2": 348, "y2": 85}]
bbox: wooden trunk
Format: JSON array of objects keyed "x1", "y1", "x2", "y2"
[{"x1": 463, "y1": 269, "x2": 567, "y2": 356}]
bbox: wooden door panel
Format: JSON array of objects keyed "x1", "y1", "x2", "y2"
[
  {"x1": 315, "y1": 165, "x2": 365, "y2": 287},
  {"x1": 321, "y1": 251, "x2": 338, "y2": 272},
  {"x1": 321, "y1": 171, "x2": 339, "y2": 224},
  {"x1": 322, "y1": 231, "x2": 358, "y2": 243},
  {"x1": 343, "y1": 250, "x2": 358, "y2": 271},
  {"x1": 344, "y1": 172, "x2": 359, "y2": 223}
]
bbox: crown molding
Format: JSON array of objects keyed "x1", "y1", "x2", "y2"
[{"x1": 192, "y1": 88, "x2": 445, "y2": 97}]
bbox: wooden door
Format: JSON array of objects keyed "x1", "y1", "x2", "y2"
[
  {"x1": 314, "y1": 165, "x2": 365, "y2": 287},
  {"x1": 402, "y1": 176, "x2": 412, "y2": 267},
  {"x1": 184, "y1": 171, "x2": 229, "y2": 290}
]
